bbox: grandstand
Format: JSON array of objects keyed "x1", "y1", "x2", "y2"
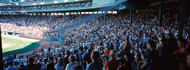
[{"x1": 0, "y1": 0, "x2": 190, "y2": 70}]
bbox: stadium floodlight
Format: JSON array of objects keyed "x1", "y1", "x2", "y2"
[
  {"x1": 41, "y1": 2, "x2": 44, "y2": 4},
  {"x1": 93, "y1": 11, "x2": 97, "y2": 14},
  {"x1": 75, "y1": 0, "x2": 79, "y2": 1},
  {"x1": 21, "y1": 0, "x2": 24, "y2": 2},
  {"x1": 51, "y1": 13, "x2": 54, "y2": 16},
  {"x1": 102, "y1": 11, "x2": 105, "y2": 13},
  {"x1": 15, "y1": 3, "x2": 19, "y2": 5},
  {"x1": 33, "y1": 3, "x2": 36, "y2": 5},
  {"x1": 89, "y1": 12, "x2": 93, "y2": 14},
  {"x1": 78, "y1": 12, "x2": 80, "y2": 14},
  {"x1": 54, "y1": 1, "x2": 58, "y2": 3},
  {"x1": 42, "y1": 13, "x2": 45, "y2": 16},
  {"x1": 54, "y1": 13, "x2": 57, "y2": 16},
  {"x1": 113, "y1": 11, "x2": 117, "y2": 14},
  {"x1": 107, "y1": 11, "x2": 112, "y2": 14},
  {"x1": 64, "y1": 0, "x2": 68, "y2": 2},
  {"x1": 74, "y1": 12, "x2": 77, "y2": 15},
  {"x1": 58, "y1": 13, "x2": 62, "y2": 15},
  {"x1": 98, "y1": 11, "x2": 102, "y2": 14},
  {"x1": 65, "y1": 12, "x2": 70, "y2": 15},
  {"x1": 33, "y1": 13, "x2": 36, "y2": 16},
  {"x1": 85, "y1": 12, "x2": 89, "y2": 14},
  {"x1": 81, "y1": 12, "x2": 84, "y2": 14}
]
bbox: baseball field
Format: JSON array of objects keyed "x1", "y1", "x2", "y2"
[
  {"x1": 2, "y1": 35, "x2": 61, "y2": 56},
  {"x1": 2, "y1": 35, "x2": 40, "y2": 56}
]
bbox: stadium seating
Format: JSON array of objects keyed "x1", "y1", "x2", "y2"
[{"x1": 1, "y1": 0, "x2": 190, "y2": 70}]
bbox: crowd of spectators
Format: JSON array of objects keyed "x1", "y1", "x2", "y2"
[
  {"x1": 1, "y1": 8, "x2": 190, "y2": 70},
  {"x1": 0, "y1": 15, "x2": 83, "y2": 38},
  {"x1": 21, "y1": 0, "x2": 65, "y2": 3},
  {"x1": 0, "y1": 2, "x2": 92, "y2": 11},
  {"x1": 22, "y1": 0, "x2": 53, "y2": 3}
]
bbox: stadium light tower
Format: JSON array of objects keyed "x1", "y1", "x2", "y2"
[{"x1": 0, "y1": 25, "x2": 3, "y2": 70}]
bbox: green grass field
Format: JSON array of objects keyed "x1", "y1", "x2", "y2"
[{"x1": 2, "y1": 36, "x2": 40, "y2": 56}]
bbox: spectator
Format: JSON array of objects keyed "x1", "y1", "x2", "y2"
[
  {"x1": 175, "y1": 36, "x2": 188, "y2": 70},
  {"x1": 47, "y1": 57, "x2": 55, "y2": 70},
  {"x1": 38, "y1": 58, "x2": 46, "y2": 70},
  {"x1": 5, "y1": 61, "x2": 18, "y2": 70},
  {"x1": 78, "y1": 47, "x2": 84, "y2": 63},
  {"x1": 141, "y1": 40, "x2": 160, "y2": 70},
  {"x1": 163, "y1": 30, "x2": 178, "y2": 54},
  {"x1": 82, "y1": 48, "x2": 92, "y2": 69},
  {"x1": 55, "y1": 57, "x2": 64, "y2": 70},
  {"x1": 25, "y1": 57, "x2": 40, "y2": 70},
  {"x1": 163, "y1": 30, "x2": 179, "y2": 70},
  {"x1": 63, "y1": 50, "x2": 71, "y2": 69},
  {"x1": 104, "y1": 50, "x2": 120, "y2": 70},
  {"x1": 65, "y1": 55, "x2": 80, "y2": 70},
  {"x1": 86, "y1": 51, "x2": 103, "y2": 70},
  {"x1": 187, "y1": 54, "x2": 190, "y2": 70}
]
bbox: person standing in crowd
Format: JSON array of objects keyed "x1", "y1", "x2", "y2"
[
  {"x1": 25, "y1": 57, "x2": 40, "y2": 70},
  {"x1": 78, "y1": 47, "x2": 84, "y2": 64},
  {"x1": 82, "y1": 48, "x2": 92, "y2": 69},
  {"x1": 65, "y1": 55, "x2": 81, "y2": 70},
  {"x1": 135, "y1": 53, "x2": 144, "y2": 70},
  {"x1": 123, "y1": 42, "x2": 133, "y2": 70},
  {"x1": 163, "y1": 30, "x2": 178, "y2": 54},
  {"x1": 187, "y1": 36, "x2": 190, "y2": 70},
  {"x1": 38, "y1": 58, "x2": 46, "y2": 70},
  {"x1": 175, "y1": 35, "x2": 188, "y2": 55},
  {"x1": 5, "y1": 61, "x2": 18, "y2": 70},
  {"x1": 163, "y1": 30, "x2": 179, "y2": 70},
  {"x1": 47, "y1": 57, "x2": 55, "y2": 70},
  {"x1": 104, "y1": 50, "x2": 120, "y2": 70},
  {"x1": 187, "y1": 54, "x2": 190, "y2": 70},
  {"x1": 175, "y1": 36, "x2": 188, "y2": 70},
  {"x1": 86, "y1": 51, "x2": 103, "y2": 70},
  {"x1": 63, "y1": 50, "x2": 71, "y2": 69},
  {"x1": 141, "y1": 40, "x2": 160, "y2": 70},
  {"x1": 55, "y1": 57, "x2": 64, "y2": 70},
  {"x1": 187, "y1": 36, "x2": 190, "y2": 51}
]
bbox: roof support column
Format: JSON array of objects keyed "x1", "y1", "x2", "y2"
[
  {"x1": 49, "y1": 13, "x2": 51, "y2": 23},
  {"x1": 179, "y1": 0, "x2": 189, "y2": 36},
  {"x1": 104, "y1": 14, "x2": 106, "y2": 24},
  {"x1": 25, "y1": 13, "x2": 27, "y2": 24},
  {"x1": 0, "y1": 25, "x2": 3, "y2": 70},
  {"x1": 62, "y1": 13, "x2": 65, "y2": 22},
  {"x1": 159, "y1": 0, "x2": 163, "y2": 26},
  {"x1": 37, "y1": 13, "x2": 39, "y2": 22},
  {"x1": 130, "y1": 9, "x2": 133, "y2": 25},
  {"x1": 79, "y1": 13, "x2": 81, "y2": 24}
]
